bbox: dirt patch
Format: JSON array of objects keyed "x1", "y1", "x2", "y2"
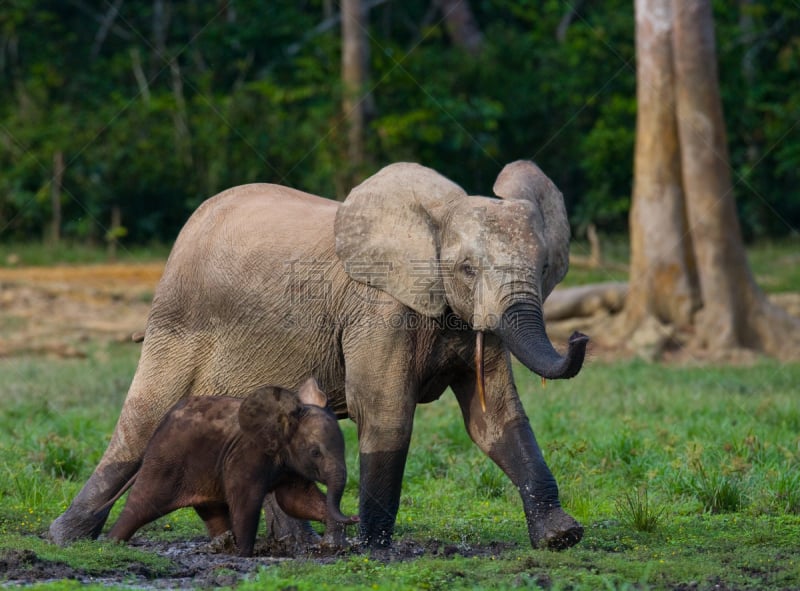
[
  {"x1": 0, "y1": 536, "x2": 517, "y2": 588},
  {"x1": 3, "y1": 262, "x2": 798, "y2": 363},
  {"x1": 0, "y1": 263, "x2": 162, "y2": 358}
]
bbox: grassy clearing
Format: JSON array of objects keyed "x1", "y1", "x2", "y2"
[
  {"x1": 1, "y1": 236, "x2": 798, "y2": 588},
  {"x1": 1, "y1": 342, "x2": 799, "y2": 589}
]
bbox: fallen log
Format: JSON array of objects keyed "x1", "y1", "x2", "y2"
[{"x1": 544, "y1": 282, "x2": 628, "y2": 321}]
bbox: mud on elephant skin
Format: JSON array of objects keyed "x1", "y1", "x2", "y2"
[
  {"x1": 51, "y1": 160, "x2": 587, "y2": 551},
  {"x1": 103, "y1": 378, "x2": 358, "y2": 557}
]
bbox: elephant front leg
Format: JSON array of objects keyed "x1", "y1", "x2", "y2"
[
  {"x1": 451, "y1": 365, "x2": 583, "y2": 550},
  {"x1": 343, "y1": 323, "x2": 417, "y2": 548},
  {"x1": 194, "y1": 504, "x2": 232, "y2": 539},
  {"x1": 491, "y1": 419, "x2": 583, "y2": 549},
  {"x1": 358, "y1": 444, "x2": 410, "y2": 547},
  {"x1": 349, "y1": 390, "x2": 414, "y2": 547},
  {"x1": 274, "y1": 476, "x2": 348, "y2": 548}
]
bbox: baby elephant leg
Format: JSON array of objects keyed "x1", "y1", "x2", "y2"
[
  {"x1": 274, "y1": 476, "x2": 327, "y2": 521},
  {"x1": 274, "y1": 475, "x2": 348, "y2": 547},
  {"x1": 229, "y1": 489, "x2": 270, "y2": 557},
  {"x1": 106, "y1": 486, "x2": 172, "y2": 542},
  {"x1": 194, "y1": 504, "x2": 232, "y2": 539}
]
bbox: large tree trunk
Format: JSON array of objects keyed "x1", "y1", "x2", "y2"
[
  {"x1": 620, "y1": 0, "x2": 800, "y2": 360},
  {"x1": 672, "y1": 0, "x2": 746, "y2": 349},
  {"x1": 626, "y1": 0, "x2": 699, "y2": 335},
  {"x1": 671, "y1": 0, "x2": 800, "y2": 357}
]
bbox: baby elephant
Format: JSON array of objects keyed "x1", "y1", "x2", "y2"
[{"x1": 105, "y1": 378, "x2": 358, "y2": 556}]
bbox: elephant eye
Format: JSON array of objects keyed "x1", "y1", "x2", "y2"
[
  {"x1": 459, "y1": 261, "x2": 477, "y2": 279},
  {"x1": 310, "y1": 447, "x2": 323, "y2": 459}
]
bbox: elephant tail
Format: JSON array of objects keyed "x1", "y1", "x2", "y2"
[{"x1": 94, "y1": 471, "x2": 139, "y2": 517}]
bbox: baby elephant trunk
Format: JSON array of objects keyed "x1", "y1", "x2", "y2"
[{"x1": 325, "y1": 472, "x2": 359, "y2": 525}]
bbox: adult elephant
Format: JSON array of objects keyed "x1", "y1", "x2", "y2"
[{"x1": 50, "y1": 161, "x2": 588, "y2": 550}]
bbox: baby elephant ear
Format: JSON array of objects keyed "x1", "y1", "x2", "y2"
[
  {"x1": 238, "y1": 386, "x2": 302, "y2": 454},
  {"x1": 296, "y1": 377, "x2": 327, "y2": 408}
]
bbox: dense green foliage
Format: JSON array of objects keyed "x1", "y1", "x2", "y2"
[{"x1": 1, "y1": 1, "x2": 799, "y2": 244}]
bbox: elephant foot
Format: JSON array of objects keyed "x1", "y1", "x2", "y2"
[
  {"x1": 49, "y1": 460, "x2": 138, "y2": 546},
  {"x1": 358, "y1": 527, "x2": 393, "y2": 549},
  {"x1": 320, "y1": 521, "x2": 349, "y2": 548},
  {"x1": 202, "y1": 531, "x2": 238, "y2": 554},
  {"x1": 529, "y1": 508, "x2": 583, "y2": 550},
  {"x1": 261, "y1": 492, "x2": 320, "y2": 555},
  {"x1": 49, "y1": 503, "x2": 106, "y2": 545}
]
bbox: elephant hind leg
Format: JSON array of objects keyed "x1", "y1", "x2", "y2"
[
  {"x1": 49, "y1": 459, "x2": 140, "y2": 544},
  {"x1": 50, "y1": 338, "x2": 201, "y2": 545},
  {"x1": 195, "y1": 504, "x2": 232, "y2": 539},
  {"x1": 106, "y1": 487, "x2": 173, "y2": 543}
]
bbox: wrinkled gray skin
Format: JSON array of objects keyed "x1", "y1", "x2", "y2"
[
  {"x1": 50, "y1": 161, "x2": 588, "y2": 550},
  {"x1": 105, "y1": 379, "x2": 357, "y2": 556}
]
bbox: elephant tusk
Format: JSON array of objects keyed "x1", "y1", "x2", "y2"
[
  {"x1": 476, "y1": 331, "x2": 486, "y2": 413},
  {"x1": 541, "y1": 377, "x2": 547, "y2": 388}
]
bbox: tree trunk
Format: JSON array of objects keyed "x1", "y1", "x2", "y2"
[
  {"x1": 622, "y1": 0, "x2": 800, "y2": 360},
  {"x1": 107, "y1": 205, "x2": 121, "y2": 262},
  {"x1": 341, "y1": 0, "x2": 369, "y2": 188},
  {"x1": 671, "y1": 0, "x2": 800, "y2": 357},
  {"x1": 435, "y1": 0, "x2": 483, "y2": 55},
  {"x1": 170, "y1": 58, "x2": 192, "y2": 168},
  {"x1": 90, "y1": 0, "x2": 123, "y2": 60},
  {"x1": 626, "y1": 0, "x2": 699, "y2": 336},
  {"x1": 672, "y1": 0, "x2": 744, "y2": 348},
  {"x1": 49, "y1": 151, "x2": 64, "y2": 245},
  {"x1": 151, "y1": 0, "x2": 170, "y2": 74}
]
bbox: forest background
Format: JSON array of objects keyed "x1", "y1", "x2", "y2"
[{"x1": 1, "y1": 0, "x2": 799, "y2": 247}]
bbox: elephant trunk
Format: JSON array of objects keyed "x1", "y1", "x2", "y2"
[
  {"x1": 495, "y1": 301, "x2": 588, "y2": 380},
  {"x1": 325, "y1": 472, "x2": 358, "y2": 524}
]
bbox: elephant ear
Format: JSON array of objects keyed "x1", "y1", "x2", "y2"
[
  {"x1": 335, "y1": 162, "x2": 468, "y2": 317},
  {"x1": 492, "y1": 160, "x2": 571, "y2": 299},
  {"x1": 238, "y1": 386, "x2": 302, "y2": 455},
  {"x1": 296, "y1": 376, "x2": 327, "y2": 408}
]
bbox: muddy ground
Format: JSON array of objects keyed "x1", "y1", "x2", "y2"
[{"x1": 0, "y1": 535, "x2": 517, "y2": 589}]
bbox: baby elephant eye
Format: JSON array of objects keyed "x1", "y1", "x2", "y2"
[{"x1": 310, "y1": 447, "x2": 323, "y2": 459}]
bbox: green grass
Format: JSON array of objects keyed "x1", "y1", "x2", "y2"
[
  {"x1": 1, "y1": 343, "x2": 799, "y2": 589},
  {"x1": 748, "y1": 237, "x2": 800, "y2": 293},
  {"x1": 0, "y1": 241, "x2": 170, "y2": 267},
  {"x1": 562, "y1": 235, "x2": 800, "y2": 293}
]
